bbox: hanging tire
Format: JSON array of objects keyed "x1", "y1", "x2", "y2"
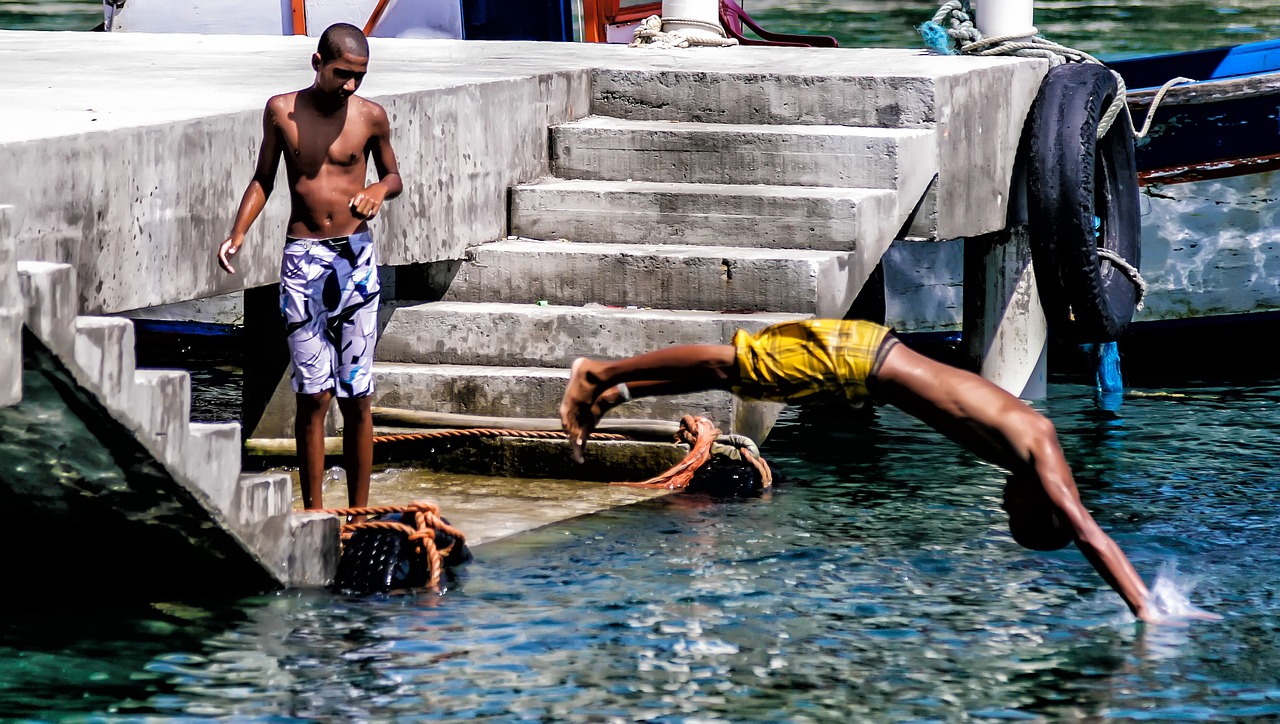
[{"x1": 1027, "y1": 62, "x2": 1142, "y2": 343}]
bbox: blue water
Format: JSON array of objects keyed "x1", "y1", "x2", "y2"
[
  {"x1": 5, "y1": 386, "x2": 1280, "y2": 719},
  {"x1": 5, "y1": 1, "x2": 1280, "y2": 720}
]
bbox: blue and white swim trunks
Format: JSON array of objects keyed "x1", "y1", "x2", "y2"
[{"x1": 280, "y1": 230, "x2": 381, "y2": 398}]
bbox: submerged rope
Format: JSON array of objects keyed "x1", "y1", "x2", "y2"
[
  {"x1": 919, "y1": 1, "x2": 1194, "y2": 139},
  {"x1": 318, "y1": 501, "x2": 468, "y2": 593},
  {"x1": 612, "y1": 415, "x2": 772, "y2": 490}
]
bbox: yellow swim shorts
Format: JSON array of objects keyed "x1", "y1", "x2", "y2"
[{"x1": 731, "y1": 319, "x2": 898, "y2": 405}]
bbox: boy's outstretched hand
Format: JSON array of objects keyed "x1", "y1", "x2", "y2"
[{"x1": 217, "y1": 235, "x2": 243, "y2": 274}]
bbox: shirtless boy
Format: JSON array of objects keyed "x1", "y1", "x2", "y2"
[
  {"x1": 560, "y1": 319, "x2": 1208, "y2": 623},
  {"x1": 217, "y1": 23, "x2": 403, "y2": 511}
]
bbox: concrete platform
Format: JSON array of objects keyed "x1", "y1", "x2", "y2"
[
  {"x1": 511, "y1": 179, "x2": 899, "y2": 250},
  {"x1": 0, "y1": 31, "x2": 1043, "y2": 313},
  {"x1": 443, "y1": 239, "x2": 865, "y2": 316},
  {"x1": 376, "y1": 301, "x2": 805, "y2": 367}
]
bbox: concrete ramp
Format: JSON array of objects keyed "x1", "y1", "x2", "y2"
[{"x1": 0, "y1": 260, "x2": 338, "y2": 596}]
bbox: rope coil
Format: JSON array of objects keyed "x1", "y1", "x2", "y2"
[
  {"x1": 630, "y1": 14, "x2": 739, "y2": 49},
  {"x1": 319, "y1": 501, "x2": 468, "y2": 593}
]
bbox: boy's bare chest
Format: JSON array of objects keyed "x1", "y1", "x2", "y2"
[{"x1": 280, "y1": 119, "x2": 371, "y2": 172}]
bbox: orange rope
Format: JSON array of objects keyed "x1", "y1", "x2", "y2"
[
  {"x1": 290, "y1": 0, "x2": 307, "y2": 35},
  {"x1": 611, "y1": 415, "x2": 720, "y2": 490},
  {"x1": 372, "y1": 428, "x2": 630, "y2": 445},
  {"x1": 319, "y1": 501, "x2": 468, "y2": 592},
  {"x1": 363, "y1": 0, "x2": 392, "y2": 35}
]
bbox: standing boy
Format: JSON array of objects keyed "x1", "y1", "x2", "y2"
[{"x1": 217, "y1": 23, "x2": 403, "y2": 511}]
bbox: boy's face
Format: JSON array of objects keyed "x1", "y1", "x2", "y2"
[
  {"x1": 312, "y1": 51, "x2": 368, "y2": 99},
  {"x1": 1002, "y1": 475, "x2": 1073, "y2": 551}
]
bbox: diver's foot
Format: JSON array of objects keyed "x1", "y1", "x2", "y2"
[{"x1": 560, "y1": 358, "x2": 604, "y2": 464}]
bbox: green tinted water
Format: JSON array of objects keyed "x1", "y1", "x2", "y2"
[{"x1": 4, "y1": 1, "x2": 1280, "y2": 720}]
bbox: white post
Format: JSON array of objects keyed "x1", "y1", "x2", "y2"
[
  {"x1": 975, "y1": 0, "x2": 1035, "y2": 39},
  {"x1": 661, "y1": 0, "x2": 723, "y2": 42}
]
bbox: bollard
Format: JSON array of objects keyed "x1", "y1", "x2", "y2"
[
  {"x1": 662, "y1": 0, "x2": 724, "y2": 43},
  {"x1": 975, "y1": 0, "x2": 1034, "y2": 41}
]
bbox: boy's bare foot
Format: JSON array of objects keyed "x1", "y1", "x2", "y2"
[{"x1": 560, "y1": 357, "x2": 604, "y2": 464}]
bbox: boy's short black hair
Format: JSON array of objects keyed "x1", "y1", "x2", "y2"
[{"x1": 318, "y1": 23, "x2": 369, "y2": 63}]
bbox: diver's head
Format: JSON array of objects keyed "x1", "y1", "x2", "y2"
[{"x1": 1002, "y1": 475, "x2": 1073, "y2": 551}]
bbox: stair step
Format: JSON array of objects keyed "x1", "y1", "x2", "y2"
[
  {"x1": 17, "y1": 261, "x2": 77, "y2": 358},
  {"x1": 232, "y1": 473, "x2": 294, "y2": 580},
  {"x1": 289, "y1": 512, "x2": 341, "y2": 588},
  {"x1": 591, "y1": 60, "x2": 943, "y2": 127},
  {"x1": 373, "y1": 361, "x2": 730, "y2": 425},
  {"x1": 72, "y1": 317, "x2": 137, "y2": 414},
  {"x1": 133, "y1": 369, "x2": 192, "y2": 461},
  {"x1": 183, "y1": 422, "x2": 242, "y2": 515},
  {"x1": 377, "y1": 301, "x2": 804, "y2": 367},
  {"x1": 551, "y1": 117, "x2": 935, "y2": 190},
  {"x1": 511, "y1": 179, "x2": 898, "y2": 251},
  {"x1": 371, "y1": 363, "x2": 783, "y2": 443},
  {"x1": 443, "y1": 239, "x2": 864, "y2": 316}
]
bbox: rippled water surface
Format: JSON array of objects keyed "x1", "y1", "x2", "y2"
[
  {"x1": 5, "y1": 385, "x2": 1280, "y2": 719},
  {"x1": 5, "y1": 1, "x2": 1280, "y2": 720}
]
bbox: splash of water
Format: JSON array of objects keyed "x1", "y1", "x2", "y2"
[{"x1": 1144, "y1": 560, "x2": 1220, "y2": 624}]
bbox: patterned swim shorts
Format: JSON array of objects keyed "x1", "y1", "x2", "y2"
[
  {"x1": 731, "y1": 319, "x2": 899, "y2": 406},
  {"x1": 279, "y1": 230, "x2": 381, "y2": 398}
]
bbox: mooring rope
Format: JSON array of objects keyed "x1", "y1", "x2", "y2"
[
  {"x1": 921, "y1": 0, "x2": 1194, "y2": 140},
  {"x1": 318, "y1": 501, "x2": 468, "y2": 593},
  {"x1": 630, "y1": 14, "x2": 739, "y2": 48},
  {"x1": 1096, "y1": 248, "x2": 1148, "y2": 312},
  {"x1": 372, "y1": 428, "x2": 630, "y2": 445},
  {"x1": 612, "y1": 415, "x2": 772, "y2": 490}
]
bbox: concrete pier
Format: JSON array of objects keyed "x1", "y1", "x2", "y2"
[{"x1": 0, "y1": 30, "x2": 1051, "y2": 592}]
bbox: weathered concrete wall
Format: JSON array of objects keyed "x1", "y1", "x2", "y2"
[
  {"x1": 884, "y1": 238, "x2": 964, "y2": 334},
  {"x1": 0, "y1": 32, "x2": 592, "y2": 315},
  {"x1": 0, "y1": 205, "x2": 18, "y2": 407}
]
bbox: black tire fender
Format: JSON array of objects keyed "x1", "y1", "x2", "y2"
[{"x1": 1027, "y1": 62, "x2": 1143, "y2": 342}]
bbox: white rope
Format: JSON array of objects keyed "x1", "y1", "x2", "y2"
[
  {"x1": 925, "y1": 2, "x2": 1194, "y2": 139},
  {"x1": 1097, "y1": 248, "x2": 1147, "y2": 312},
  {"x1": 630, "y1": 14, "x2": 739, "y2": 49}
]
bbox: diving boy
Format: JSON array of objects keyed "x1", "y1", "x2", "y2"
[
  {"x1": 560, "y1": 319, "x2": 1202, "y2": 623},
  {"x1": 217, "y1": 23, "x2": 402, "y2": 512}
]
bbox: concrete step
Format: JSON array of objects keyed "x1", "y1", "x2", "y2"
[
  {"x1": 182, "y1": 422, "x2": 242, "y2": 516},
  {"x1": 443, "y1": 239, "x2": 865, "y2": 317},
  {"x1": 231, "y1": 473, "x2": 294, "y2": 581},
  {"x1": 134, "y1": 369, "x2": 191, "y2": 462},
  {"x1": 0, "y1": 206, "x2": 17, "y2": 407},
  {"x1": 510, "y1": 179, "x2": 898, "y2": 251},
  {"x1": 17, "y1": 261, "x2": 77, "y2": 358},
  {"x1": 591, "y1": 61, "x2": 944, "y2": 128},
  {"x1": 72, "y1": 317, "x2": 138, "y2": 416},
  {"x1": 551, "y1": 117, "x2": 935, "y2": 191},
  {"x1": 289, "y1": 512, "x2": 340, "y2": 587},
  {"x1": 377, "y1": 301, "x2": 805, "y2": 367},
  {"x1": 371, "y1": 362, "x2": 781, "y2": 443}
]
